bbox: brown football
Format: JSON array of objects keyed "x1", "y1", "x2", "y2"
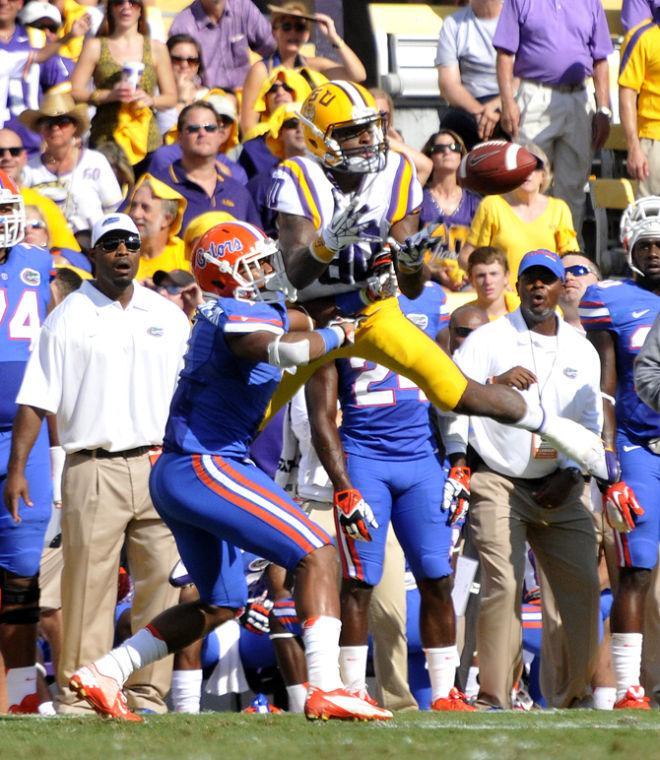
[{"x1": 457, "y1": 140, "x2": 539, "y2": 195}]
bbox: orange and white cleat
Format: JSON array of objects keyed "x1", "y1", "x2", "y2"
[
  {"x1": 69, "y1": 664, "x2": 143, "y2": 722},
  {"x1": 346, "y1": 686, "x2": 380, "y2": 707},
  {"x1": 613, "y1": 686, "x2": 651, "y2": 710},
  {"x1": 305, "y1": 686, "x2": 393, "y2": 721},
  {"x1": 431, "y1": 687, "x2": 477, "y2": 712}
]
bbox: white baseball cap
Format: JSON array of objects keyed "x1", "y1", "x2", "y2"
[
  {"x1": 18, "y1": 2, "x2": 62, "y2": 28},
  {"x1": 91, "y1": 213, "x2": 140, "y2": 247}
]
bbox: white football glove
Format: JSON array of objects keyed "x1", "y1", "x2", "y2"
[
  {"x1": 442, "y1": 466, "x2": 470, "y2": 525},
  {"x1": 334, "y1": 488, "x2": 379, "y2": 542},
  {"x1": 393, "y1": 228, "x2": 434, "y2": 273},
  {"x1": 322, "y1": 195, "x2": 380, "y2": 253}
]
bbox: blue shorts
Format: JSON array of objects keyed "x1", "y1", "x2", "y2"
[
  {"x1": 149, "y1": 452, "x2": 331, "y2": 608},
  {"x1": 0, "y1": 424, "x2": 51, "y2": 577},
  {"x1": 337, "y1": 452, "x2": 452, "y2": 586},
  {"x1": 617, "y1": 433, "x2": 660, "y2": 570}
]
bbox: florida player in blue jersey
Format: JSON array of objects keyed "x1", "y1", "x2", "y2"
[
  {"x1": 68, "y1": 221, "x2": 392, "y2": 723},
  {"x1": 0, "y1": 168, "x2": 53, "y2": 713},
  {"x1": 579, "y1": 196, "x2": 660, "y2": 710},
  {"x1": 306, "y1": 279, "x2": 475, "y2": 712}
]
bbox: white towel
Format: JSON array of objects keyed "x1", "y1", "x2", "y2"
[{"x1": 204, "y1": 619, "x2": 249, "y2": 696}]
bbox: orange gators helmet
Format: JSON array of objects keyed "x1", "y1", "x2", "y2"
[
  {"x1": 0, "y1": 168, "x2": 25, "y2": 248},
  {"x1": 192, "y1": 220, "x2": 286, "y2": 302},
  {"x1": 299, "y1": 80, "x2": 388, "y2": 173}
]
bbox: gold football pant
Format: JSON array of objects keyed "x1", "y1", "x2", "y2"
[{"x1": 265, "y1": 296, "x2": 468, "y2": 425}]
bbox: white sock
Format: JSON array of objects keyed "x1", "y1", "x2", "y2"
[
  {"x1": 611, "y1": 632, "x2": 644, "y2": 699},
  {"x1": 425, "y1": 645, "x2": 459, "y2": 701},
  {"x1": 6, "y1": 666, "x2": 37, "y2": 706},
  {"x1": 301, "y1": 616, "x2": 343, "y2": 692},
  {"x1": 286, "y1": 683, "x2": 307, "y2": 713},
  {"x1": 95, "y1": 626, "x2": 169, "y2": 684},
  {"x1": 593, "y1": 686, "x2": 617, "y2": 710},
  {"x1": 465, "y1": 666, "x2": 479, "y2": 699},
  {"x1": 170, "y1": 669, "x2": 202, "y2": 713},
  {"x1": 515, "y1": 400, "x2": 544, "y2": 432},
  {"x1": 339, "y1": 645, "x2": 368, "y2": 692}
]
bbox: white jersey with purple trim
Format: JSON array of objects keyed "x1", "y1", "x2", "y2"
[{"x1": 267, "y1": 151, "x2": 423, "y2": 301}]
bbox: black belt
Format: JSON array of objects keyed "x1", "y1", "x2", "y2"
[
  {"x1": 522, "y1": 78, "x2": 586, "y2": 94},
  {"x1": 79, "y1": 446, "x2": 153, "y2": 459}
]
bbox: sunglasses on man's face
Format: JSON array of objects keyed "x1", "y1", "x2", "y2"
[
  {"x1": 564, "y1": 264, "x2": 594, "y2": 277},
  {"x1": 171, "y1": 55, "x2": 200, "y2": 66},
  {"x1": 0, "y1": 147, "x2": 23, "y2": 157},
  {"x1": 96, "y1": 234, "x2": 140, "y2": 252},
  {"x1": 183, "y1": 123, "x2": 219, "y2": 134},
  {"x1": 109, "y1": 0, "x2": 142, "y2": 7},
  {"x1": 26, "y1": 220, "x2": 47, "y2": 230},
  {"x1": 430, "y1": 142, "x2": 462, "y2": 155},
  {"x1": 28, "y1": 20, "x2": 60, "y2": 33},
  {"x1": 281, "y1": 118, "x2": 300, "y2": 130},
  {"x1": 278, "y1": 20, "x2": 308, "y2": 32},
  {"x1": 267, "y1": 82, "x2": 293, "y2": 94}
]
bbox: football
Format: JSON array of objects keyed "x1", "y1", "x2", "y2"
[{"x1": 457, "y1": 140, "x2": 539, "y2": 195}]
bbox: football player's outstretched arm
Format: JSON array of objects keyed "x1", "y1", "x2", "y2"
[
  {"x1": 277, "y1": 212, "x2": 327, "y2": 290},
  {"x1": 226, "y1": 323, "x2": 355, "y2": 369},
  {"x1": 305, "y1": 362, "x2": 351, "y2": 492}
]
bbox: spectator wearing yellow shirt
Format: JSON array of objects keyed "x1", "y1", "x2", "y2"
[
  {"x1": 127, "y1": 174, "x2": 188, "y2": 282},
  {"x1": 459, "y1": 143, "x2": 577, "y2": 287},
  {"x1": 466, "y1": 245, "x2": 520, "y2": 320},
  {"x1": 619, "y1": 14, "x2": 660, "y2": 196},
  {"x1": 0, "y1": 127, "x2": 81, "y2": 251}
]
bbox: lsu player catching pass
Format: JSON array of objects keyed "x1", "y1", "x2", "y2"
[
  {"x1": 265, "y1": 80, "x2": 614, "y2": 516},
  {"x1": 306, "y1": 280, "x2": 475, "y2": 711},
  {"x1": 579, "y1": 197, "x2": 660, "y2": 709},
  {"x1": 68, "y1": 221, "x2": 393, "y2": 722},
  {"x1": 0, "y1": 169, "x2": 54, "y2": 712}
]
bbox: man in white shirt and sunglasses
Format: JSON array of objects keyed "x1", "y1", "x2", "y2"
[{"x1": 5, "y1": 213, "x2": 190, "y2": 716}]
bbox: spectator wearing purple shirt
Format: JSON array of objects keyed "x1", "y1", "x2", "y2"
[
  {"x1": 168, "y1": 0, "x2": 276, "y2": 91},
  {"x1": 494, "y1": 0, "x2": 613, "y2": 237},
  {"x1": 622, "y1": 0, "x2": 660, "y2": 32},
  {"x1": 149, "y1": 102, "x2": 259, "y2": 229}
]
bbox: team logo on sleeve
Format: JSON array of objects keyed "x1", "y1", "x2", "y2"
[{"x1": 20, "y1": 268, "x2": 41, "y2": 286}]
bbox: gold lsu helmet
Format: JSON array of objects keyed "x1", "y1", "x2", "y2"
[{"x1": 299, "y1": 80, "x2": 388, "y2": 174}]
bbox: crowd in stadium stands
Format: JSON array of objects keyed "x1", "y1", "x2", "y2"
[{"x1": 0, "y1": 0, "x2": 658, "y2": 720}]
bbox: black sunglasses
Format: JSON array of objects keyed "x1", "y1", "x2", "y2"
[
  {"x1": 109, "y1": 0, "x2": 142, "y2": 6},
  {"x1": 171, "y1": 55, "x2": 200, "y2": 66},
  {"x1": 564, "y1": 264, "x2": 594, "y2": 277},
  {"x1": 39, "y1": 115, "x2": 75, "y2": 129},
  {"x1": 267, "y1": 82, "x2": 293, "y2": 94},
  {"x1": 217, "y1": 115, "x2": 235, "y2": 127},
  {"x1": 452, "y1": 326, "x2": 474, "y2": 337},
  {"x1": 28, "y1": 20, "x2": 60, "y2": 33},
  {"x1": 281, "y1": 118, "x2": 300, "y2": 130},
  {"x1": 97, "y1": 233, "x2": 140, "y2": 252},
  {"x1": 278, "y1": 20, "x2": 308, "y2": 32},
  {"x1": 430, "y1": 143, "x2": 462, "y2": 155},
  {"x1": 0, "y1": 147, "x2": 23, "y2": 157},
  {"x1": 184, "y1": 123, "x2": 219, "y2": 134}
]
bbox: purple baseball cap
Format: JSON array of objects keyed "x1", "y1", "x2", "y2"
[{"x1": 517, "y1": 249, "x2": 565, "y2": 281}]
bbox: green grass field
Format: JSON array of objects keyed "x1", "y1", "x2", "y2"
[{"x1": 1, "y1": 711, "x2": 658, "y2": 759}]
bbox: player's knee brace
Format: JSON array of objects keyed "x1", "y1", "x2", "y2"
[{"x1": 0, "y1": 570, "x2": 40, "y2": 625}]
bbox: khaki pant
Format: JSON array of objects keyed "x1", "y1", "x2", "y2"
[
  {"x1": 470, "y1": 468, "x2": 600, "y2": 708},
  {"x1": 639, "y1": 138, "x2": 660, "y2": 197},
  {"x1": 516, "y1": 80, "x2": 593, "y2": 234},
  {"x1": 39, "y1": 544, "x2": 64, "y2": 611},
  {"x1": 55, "y1": 450, "x2": 179, "y2": 715},
  {"x1": 302, "y1": 500, "x2": 417, "y2": 711}
]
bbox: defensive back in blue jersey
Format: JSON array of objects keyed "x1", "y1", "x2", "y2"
[
  {"x1": 336, "y1": 282, "x2": 449, "y2": 460},
  {"x1": 0, "y1": 243, "x2": 52, "y2": 427},
  {"x1": 580, "y1": 279, "x2": 660, "y2": 441},
  {"x1": 164, "y1": 296, "x2": 289, "y2": 459}
]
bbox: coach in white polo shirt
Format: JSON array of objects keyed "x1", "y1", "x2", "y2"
[
  {"x1": 449, "y1": 249, "x2": 602, "y2": 709},
  {"x1": 5, "y1": 213, "x2": 190, "y2": 715}
]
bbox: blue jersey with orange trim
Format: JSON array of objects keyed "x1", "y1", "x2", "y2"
[
  {"x1": 268, "y1": 151, "x2": 423, "y2": 302},
  {"x1": 164, "y1": 296, "x2": 289, "y2": 459},
  {"x1": 0, "y1": 243, "x2": 51, "y2": 428},
  {"x1": 580, "y1": 279, "x2": 660, "y2": 441},
  {"x1": 336, "y1": 282, "x2": 449, "y2": 460}
]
